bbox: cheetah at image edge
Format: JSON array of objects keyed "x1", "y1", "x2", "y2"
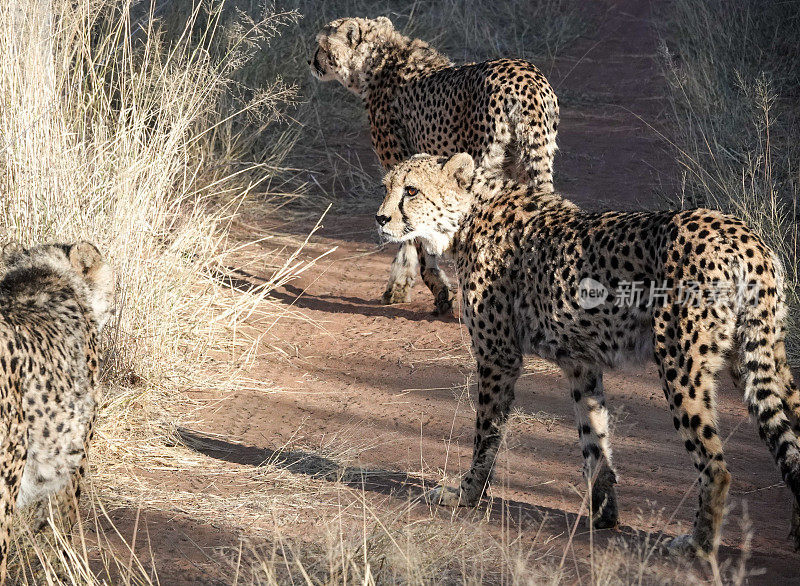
[
  {"x1": 310, "y1": 16, "x2": 558, "y2": 315},
  {"x1": 0, "y1": 242, "x2": 114, "y2": 582},
  {"x1": 376, "y1": 153, "x2": 800, "y2": 559}
]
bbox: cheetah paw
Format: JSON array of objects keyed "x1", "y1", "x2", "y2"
[
  {"x1": 432, "y1": 290, "x2": 454, "y2": 316},
  {"x1": 666, "y1": 534, "x2": 712, "y2": 560},
  {"x1": 665, "y1": 534, "x2": 696, "y2": 557},
  {"x1": 382, "y1": 285, "x2": 411, "y2": 305},
  {"x1": 426, "y1": 485, "x2": 472, "y2": 507}
]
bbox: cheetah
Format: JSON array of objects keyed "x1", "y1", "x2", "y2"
[
  {"x1": 310, "y1": 16, "x2": 558, "y2": 314},
  {"x1": 0, "y1": 241, "x2": 114, "y2": 582},
  {"x1": 376, "y1": 153, "x2": 800, "y2": 559}
]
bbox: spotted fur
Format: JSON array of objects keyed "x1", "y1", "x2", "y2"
[
  {"x1": 310, "y1": 16, "x2": 558, "y2": 314},
  {"x1": 377, "y1": 153, "x2": 800, "y2": 559},
  {"x1": 0, "y1": 242, "x2": 114, "y2": 582}
]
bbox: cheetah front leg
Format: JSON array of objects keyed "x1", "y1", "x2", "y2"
[
  {"x1": 429, "y1": 355, "x2": 521, "y2": 506},
  {"x1": 382, "y1": 240, "x2": 419, "y2": 305},
  {"x1": 417, "y1": 244, "x2": 454, "y2": 315},
  {"x1": 566, "y1": 365, "x2": 619, "y2": 529}
]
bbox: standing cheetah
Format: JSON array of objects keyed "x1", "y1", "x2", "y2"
[
  {"x1": 376, "y1": 153, "x2": 800, "y2": 559},
  {"x1": 310, "y1": 16, "x2": 558, "y2": 314},
  {"x1": 0, "y1": 242, "x2": 115, "y2": 582}
]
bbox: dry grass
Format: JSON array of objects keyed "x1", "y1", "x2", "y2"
[{"x1": 658, "y1": 0, "x2": 800, "y2": 361}]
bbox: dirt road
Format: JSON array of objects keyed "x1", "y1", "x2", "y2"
[{"x1": 134, "y1": 1, "x2": 800, "y2": 583}]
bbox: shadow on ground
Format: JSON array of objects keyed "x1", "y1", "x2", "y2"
[
  {"x1": 216, "y1": 265, "x2": 459, "y2": 323},
  {"x1": 175, "y1": 426, "x2": 694, "y2": 557}
]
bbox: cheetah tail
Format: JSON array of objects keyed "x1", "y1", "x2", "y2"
[{"x1": 736, "y1": 253, "x2": 800, "y2": 536}]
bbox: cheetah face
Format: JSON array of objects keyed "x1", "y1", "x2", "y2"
[
  {"x1": 308, "y1": 17, "x2": 394, "y2": 93},
  {"x1": 377, "y1": 153, "x2": 475, "y2": 256}
]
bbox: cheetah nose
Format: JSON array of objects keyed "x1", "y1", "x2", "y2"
[{"x1": 375, "y1": 214, "x2": 391, "y2": 227}]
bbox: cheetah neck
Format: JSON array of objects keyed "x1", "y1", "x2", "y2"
[
  {"x1": 451, "y1": 171, "x2": 579, "y2": 253},
  {"x1": 414, "y1": 189, "x2": 476, "y2": 257},
  {"x1": 468, "y1": 169, "x2": 515, "y2": 203},
  {"x1": 362, "y1": 36, "x2": 453, "y2": 93}
]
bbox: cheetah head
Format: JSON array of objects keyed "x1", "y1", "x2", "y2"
[
  {"x1": 2, "y1": 241, "x2": 116, "y2": 332},
  {"x1": 308, "y1": 16, "x2": 396, "y2": 94},
  {"x1": 377, "y1": 153, "x2": 475, "y2": 256}
]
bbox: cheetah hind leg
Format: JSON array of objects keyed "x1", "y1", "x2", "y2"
[
  {"x1": 29, "y1": 477, "x2": 81, "y2": 536},
  {"x1": 24, "y1": 467, "x2": 84, "y2": 585},
  {"x1": 28, "y1": 449, "x2": 85, "y2": 540},
  {"x1": 655, "y1": 310, "x2": 731, "y2": 559},
  {"x1": 382, "y1": 241, "x2": 418, "y2": 305},
  {"x1": 0, "y1": 396, "x2": 27, "y2": 585}
]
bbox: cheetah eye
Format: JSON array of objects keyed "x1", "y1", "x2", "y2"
[{"x1": 405, "y1": 186, "x2": 419, "y2": 198}]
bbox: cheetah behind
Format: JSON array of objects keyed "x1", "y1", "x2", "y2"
[
  {"x1": 0, "y1": 242, "x2": 114, "y2": 581},
  {"x1": 310, "y1": 16, "x2": 558, "y2": 314},
  {"x1": 377, "y1": 153, "x2": 800, "y2": 559}
]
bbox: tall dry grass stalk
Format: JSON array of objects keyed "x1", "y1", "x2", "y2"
[{"x1": 0, "y1": 0, "x2": 294, "y2": 382}]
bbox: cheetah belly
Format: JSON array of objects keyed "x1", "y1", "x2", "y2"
[
  {"x1": 516, "y1": 302, "x2": 654, "y2": 368},
  {"x1": 16, "y1": 394, "x2": 95, "y2": 510}
]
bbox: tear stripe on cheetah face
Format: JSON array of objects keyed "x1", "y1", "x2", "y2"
[
  {"x1": 382, "y1": 153, "x2": 800, "y2": 558},
  {"x1": 0, "y1": 242, "x2": 115, "y2": 582}
]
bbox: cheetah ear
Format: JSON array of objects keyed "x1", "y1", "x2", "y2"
[
  {"x1": 443, "y1": 153, "x2": 475, "y2": 189},
  {"x1": 1, "y1": 242, "x2": 24, "y2": 263},
  {"x1": 375, "y1": 16, "x2": 393, "y2": 29},
  {"x1": 69, "y1": 241, "x2": 115, "y2": 293},
  {"x1": 68, "y1": 241, "x2": 104, "y2": 277},
  {"x1": 344, "y1": 21, "x2": 361, "y2": 46}
]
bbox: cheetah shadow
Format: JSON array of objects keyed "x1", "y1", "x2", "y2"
[
  {"x1": 173, "y1": 426, "x2": 758, "y2": 566},
  {"x1": 214, "y1": 267, "x2": 459, "y2": 323}
]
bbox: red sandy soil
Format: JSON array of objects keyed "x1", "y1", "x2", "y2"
[{"x1": 100, "y1": 1, "x2": 800, "y2": 583}]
